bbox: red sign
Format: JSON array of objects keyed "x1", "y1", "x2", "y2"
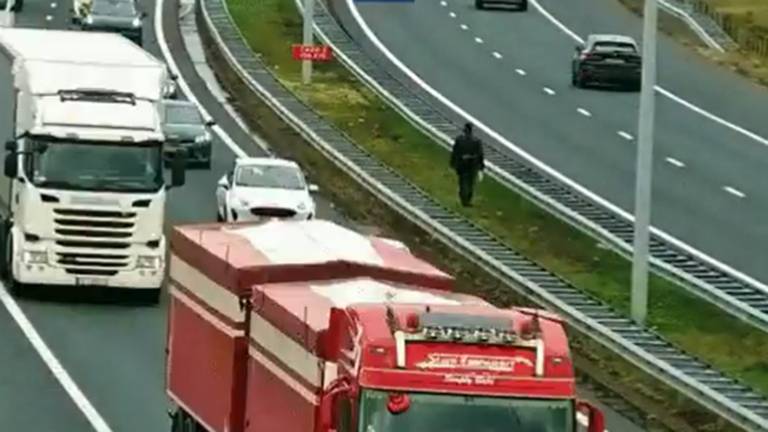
[{"x1": 291, "y1": 44, "x2": 333, "y2": 61}]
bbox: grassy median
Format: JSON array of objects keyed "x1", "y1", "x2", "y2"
[{"x1": 225, "y1": 0, "x2": 768, "y2": 398}]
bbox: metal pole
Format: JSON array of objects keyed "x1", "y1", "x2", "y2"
[
  {"x1": 631, "y1": 0, "x2": 659, "y2": 325},
  {"x1": 302, "y1": 0, "x2": 315, "y2": 84}
]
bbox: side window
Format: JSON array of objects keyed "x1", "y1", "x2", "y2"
[{"x1": 334, "y1": 395, "x2": 353, "y2": 432}]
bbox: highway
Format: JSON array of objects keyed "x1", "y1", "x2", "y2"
[
  {"x1": 335, "y1": 0, "x2": 768, "y2": 282},
  {"x1": 0, "y1": 0, "x2": 645, "y2": 430}
]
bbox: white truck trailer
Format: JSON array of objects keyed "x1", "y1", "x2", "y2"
[{"x1": 0, "y1": 28, "x2": 186, "y2": 302}]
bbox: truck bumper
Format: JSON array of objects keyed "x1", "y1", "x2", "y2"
[{"x1": 10, "y1": 231, "x2": 165, "y2": 290}]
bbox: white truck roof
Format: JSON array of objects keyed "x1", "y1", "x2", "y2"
[{"x1": 0, "y1": 28, "x2": 166, "y2": 100}]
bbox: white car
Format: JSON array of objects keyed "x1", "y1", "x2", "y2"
[{"x1": 216, "y1": 157, "x2": 319, "y2": 223}]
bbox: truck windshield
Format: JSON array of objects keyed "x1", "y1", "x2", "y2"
[
  {"x1": 358, "y1": 389, "x2": 573, "y2": 432},
  {"x1": 26, "y1": 140, "x2": 163, "y2": 192}
]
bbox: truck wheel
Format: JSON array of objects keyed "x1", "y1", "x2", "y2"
[
  {"x1": 142, "y1": 288, "x2": 161, "y2": 305},
  {"x1": 475, "y1": 0, "x2": 484, "y2": 9},
  {"x1": 3, "y1": 231, "x2": 21, "y2": 296},
  {"x1": 520, "y1": 0, "x2": 528, "y2": 11}
]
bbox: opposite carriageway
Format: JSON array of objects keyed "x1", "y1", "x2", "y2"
[{"x1": 200, "y1": 0, "x2": 768, "y2": 430}]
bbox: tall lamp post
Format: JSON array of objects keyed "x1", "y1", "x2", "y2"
[
  {"x1": 302, "y1": 0, "x2": 316, "y2": 84},
  {"x1": 631, "y1": 0, "x2": 659, "y2": 325}
]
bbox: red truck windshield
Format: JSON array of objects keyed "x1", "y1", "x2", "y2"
[{"x1": 357, "y1": 389, "x2": 574, "y2": 432}]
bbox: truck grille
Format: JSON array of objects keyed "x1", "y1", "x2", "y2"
[
  {"x1": 249, "y1": 207, "x2": 297, "y2": 218},
  {"x1": 53, "y1": 208, "x2": 136, "y2": 275}
]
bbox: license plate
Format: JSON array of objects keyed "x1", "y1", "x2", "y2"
[
  {"x1": 605, "y1": 58, "x2": 624, "y2": 64},
  {"x1": 76, "y1": 277, "x2": 108, "y2": 286}
]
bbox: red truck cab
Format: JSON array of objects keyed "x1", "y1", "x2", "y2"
[{"x1": 165, "y1": 219, "x2": 604, "y2": 432}]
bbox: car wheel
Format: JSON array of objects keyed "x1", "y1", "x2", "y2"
[
  {"x1": 475, "y1": 0, "x2": 483, "y2": 9},
  {"x1": 520, "y1": 0, "x2": 528, "y2": 11}
]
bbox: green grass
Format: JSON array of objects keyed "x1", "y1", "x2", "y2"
[{"x1": 225, "y1": 0, "x2": 768, "y2": 396}]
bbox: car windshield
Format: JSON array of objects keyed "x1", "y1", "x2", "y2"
[
  {"x1": 25, "y1": 139, "x2": 163, "y2": 193},
  {"x1": 592, "y1": 41, "x2": 636, "y2": 53},
  {"x1": 235, "y1": 164, "x2": 305, "y2": 190},
  {"x1": 165, "y1": 103, "x2": 203, "y2": 125},
  {"x1": 92, "y1": 0, "x2": 136, "y2": 16},
  {"x1": 358, "y1": 389, "x2": 573, "y2": 432}
]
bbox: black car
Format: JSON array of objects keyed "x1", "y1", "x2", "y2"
[
  {"x1": 572, "y1": 34, "x2": 642, "y2": 91},
  {"x1": 77, "y1": 0, "x2": 146, "y2": 46},
  {"x1": 162, "y1": 100, "x2": 215, "y2": 169},
  {"x1": 475, "y1": 0, "x2": 527, "y2": 11}
]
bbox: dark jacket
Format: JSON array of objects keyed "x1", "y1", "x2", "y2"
[{"x1": 450, "y1": 132, "x2": 485, "y2": 172}]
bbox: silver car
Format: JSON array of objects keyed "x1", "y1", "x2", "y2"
[{"x1": 162, "y1": 100, "x2": 215, "y2": 169}]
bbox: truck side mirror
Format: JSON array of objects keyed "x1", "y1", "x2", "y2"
[
  {"x1": 318, "y1": 378, "x2": 350, "y2": 432},
  {"x1": 217, "y1": 176, "x2": 229, "y2": 190},
  {"x1": 170, "y1": 150, "x2": 186, "y2": 187},
  {"x1": 308, "y1": 184, "x2": 319, "y2": 193},
  {"x1": 4, "y1": 153, "x2": 17, "y2": 178},
  {"x1": 576, "y1": 400, "x2": 605, "y2": 432}
]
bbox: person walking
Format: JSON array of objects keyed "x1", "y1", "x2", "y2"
[{"x1": 450, "y1": 122, "x2": 485, "y2": 207}]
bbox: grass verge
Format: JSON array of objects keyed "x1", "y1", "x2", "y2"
[
  {"x1": 619, "y1": 0, "x2": 768, "y2": 87},
  {"x1": 199, "y1": 0, "x2": 766, "y2": 428}
]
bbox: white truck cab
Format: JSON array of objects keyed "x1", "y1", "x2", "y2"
[{"x1": 0, "y1": 28, "x2": 186, "y2": 302}]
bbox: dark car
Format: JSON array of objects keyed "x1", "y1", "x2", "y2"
[
  {"x1": 162, "y1": 100, "x2": 215, "y2": 169},
  {"x1": 475, "y1": 0, "x2": 527, "y2": 11},
  {"x1": 572, "y1": 34, "x2": 642, "y2": 91},
  {"x1": 77, "y1": 0, "x2": 146, "y2": 46}
]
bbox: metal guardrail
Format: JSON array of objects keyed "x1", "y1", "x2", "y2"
[
  {"x1": 658, "y1": 0, "x2": 736, "y2": 51},
  {"x1": 297, "y1": 0, "x2": 768, "y2": 336},
  {"x1": 198, "y1": 0, "x2": 768, "y2": 429}
]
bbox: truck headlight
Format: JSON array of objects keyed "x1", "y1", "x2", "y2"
[
  {"x1": 84, "y1": 15, "x2": 93, "y2": 25},
  {"x1": 237, "y1": 198, "x2": 250, "y2": 208},
  {"x1": 136, "y1": 255, "x2": 161, "y2": 269},
  {"x1": 23, "y1": 251, "x2": 47, "y2": 264},
  {"x1": 132, "y1": 17, "x2": 141, "y2": 27},
  {"x1": 195, "y1": 132, "x2": 210, "y2": 144}
]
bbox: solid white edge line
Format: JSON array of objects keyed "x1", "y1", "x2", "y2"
[
  {"x1": 492, "y1": 51, "x2": 502, "y2": 59},
  {"x1": 723, "y1": 186, "x2": 746, "y2": 198},
  {"x1": 474, "y1": 37, "x2": 483, "y2": 44},
  {"x1": 449, "y1": 11, "x2": 456, "y2": 18},
  {"x1": 154, "y1": 0, "x2": 248, "y2": 158},
  {"x1": 665, "y1": 157, "x2": 685, "y2": 168},
  {"x1": 0, "y1": 288, "x2": 112, "y2": 432},
  {"x1": 346, "y1": 0, "x2": 768, "y2": 294},
  {"x1": 527, "y1": 0, "x2": 768, "y2": 149},
  {"x1": 577, "y1": 107, "x2": 591, "y2": 117},
  {"x1": 460, "y1": 23, "x2": 468, "y2": 30}
]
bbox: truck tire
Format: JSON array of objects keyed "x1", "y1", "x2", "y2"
[
  {"x1": 520, "y1": 0, "x2": 528, "y2": 11},
  {"x1": 475, "y1": 0, "x2": 484, "y2": 9},
  {"x1": 143, "y1": 288, "x2": 161, "y2": 305},
  {"x1": 2, "y1": 231, "x2": 22, "y2": 296}
]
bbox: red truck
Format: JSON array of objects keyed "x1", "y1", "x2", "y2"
[{"x1": 166, "y1": 219, "x2": 605, "y2": 432}]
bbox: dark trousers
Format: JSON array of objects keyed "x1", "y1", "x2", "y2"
[{"x1": 457, "y1": 169, "x2": 478, "y2": 206}]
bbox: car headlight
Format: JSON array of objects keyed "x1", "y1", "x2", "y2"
[
  {"x1": 84, "y1": 15, "x2": 93, "y2": 25},
  {"x1": 136, "y1": 255, "x2": 161, "y2": 269},
  {"x1": 237, "y1": 198, "x2": 250, "y2": 208},
  {"x1": 297, "y1": 202, "x2": 308, "y2": 211},
  {"x1": 132, "y1": 17, "x2": 141, "y2": 27},
  {"x1": 22, "y1": 250, "x2": 47, "y2": 264},
  {"x1": 195, "y1": 132, "x2": 210, "y2": 144}
]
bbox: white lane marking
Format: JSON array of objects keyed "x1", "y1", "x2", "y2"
[
  {"x1": 543, "y1": 87, "x2": 555, "y2": 95},
  {"x1": 723, "y1": 186, "x2": 746, "y2": 198},
  {"x1": 45, "y1": 15, "x2": 53, "y2": 20},
  {"x1": 440, "y1": 0, "x2": 447, "y2": 5},
  {"x1": 618, "y1": 131, "x2": 634, "y2": 140},
  {"x1": 528, "y1": 0, "x2": 768, "y2": 150},
  {"x1": 515, "y1": 68, "x2": 526, "y2": 76},
  {"x1": 577, "y1": 107, "x2": 591, "y2": 117},
  {"x1": 449, "y1": 11, "x2": 456, "y2": 18},
  {"x1": 460, "y1": 23, "x2": 468, "y2": 30},
  {"x1": 0, "y1": 288, "x2": 113, "y2": 432},
  {"x1": 492, "y1": 51, "x2": 502, "y2": 59},
  {"x1": 474, "y1": 37, "x2": 483, "y2": 44},
  {"x1": 51, "y1": 2, "x2": 57, "y2": 7},
  {"x1": 665, "y1": 157, "x2": 685, "y2": 168},
  {"x1": 346, "y1": 0, "x2": 768, "y2": 294},
  {"x1": 154, "y1": 0, "x2": 247, "y2": 157}
]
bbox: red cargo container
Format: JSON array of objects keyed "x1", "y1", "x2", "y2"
[{"x1": 166, "y1": 220, "x2": 605, "y2": 432}]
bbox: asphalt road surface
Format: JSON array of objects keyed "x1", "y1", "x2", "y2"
[
  {"x1": 339, "y1": 0, "x2": 768, "y2": 282},
  {"x1": 0, "y1": 0, "x2": 645, "y2": 430}
]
